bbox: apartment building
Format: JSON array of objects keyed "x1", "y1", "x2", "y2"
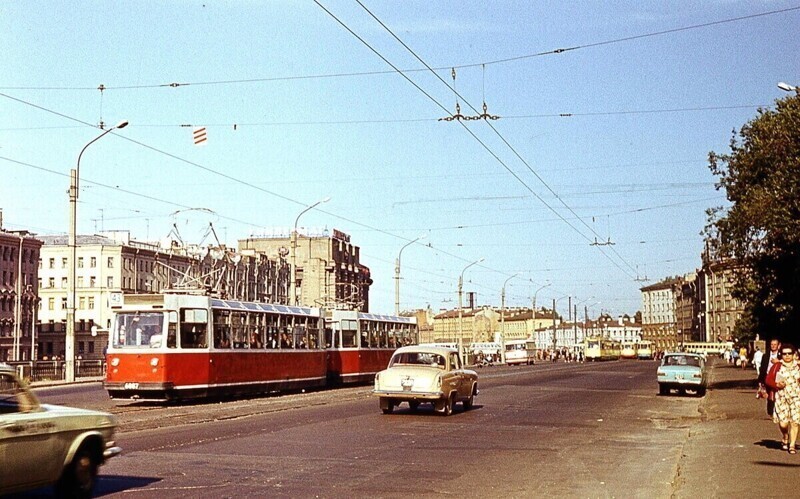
[{"x1": 0, "y1": 229, "x2": 42, "y2": 361}]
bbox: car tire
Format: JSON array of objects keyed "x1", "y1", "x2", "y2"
[
  {"x1": 381, "y1": 399, "x2": 395, "y2": 414},
  {"x1": 463, "y1": 386, "x2": 475, "y2": 410},
  {"x1": 439, "y1": 393, "x2": 454, "y2": 416},
  {"x1": 56, "y1": 444, "x2": 98, "y2": 499},
  {"x1": 697, "y1": 387, "x2": 706, "y2": 397},
  {"x1": 658, "y1": 384, "x2": 669, "y2": 396}
]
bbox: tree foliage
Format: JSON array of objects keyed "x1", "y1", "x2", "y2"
[{"x1": 706, "y1": 93, "x2": 800, "y2": 343}]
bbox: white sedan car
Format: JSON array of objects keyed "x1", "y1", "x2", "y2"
[
  {"x1": 0, "y1": 364, "x2": 121, "y2": 497},
  {"x1": 373, "y1": 345, "x2": 478, "y2": 416}
]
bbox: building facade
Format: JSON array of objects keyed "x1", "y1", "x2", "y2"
[
  {"x1": 239, "y1": 228, "x2": 371, "y2": 311},
  {"x1": 640, "y1": 278, "x2": 679, "y2": 351},
  {"x1": 698, "y1": 256, "x2": 744, "y2": 343},
  {"x1": 37, "y1": 232, "x2": 291, "y2": 360},
  {"x1": 0, "y1": 230, "x2": 42, "y2": 361}
]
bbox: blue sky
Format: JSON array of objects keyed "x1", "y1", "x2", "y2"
[{"x1": 1, "y1": 1, "x2": 798, "y2": 317}]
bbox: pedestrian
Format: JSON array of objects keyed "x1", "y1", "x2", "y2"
[
  {"x1": 723, "y1": 348, "x2": 731, "y2": 364},
  {"x1": 740, "y1": 346, "x2": 749, "y2": 370},
  {"x1": 767, "y1": 344, "x2": 800, "y2": 453},
  {"x1": 753, "y1": 347, "x2": 764, "y2": 377},
  {"x1": 759, "y1": 339, "x2": 782, "y2": 417}
]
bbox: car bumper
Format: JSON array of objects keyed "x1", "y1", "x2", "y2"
[
  {"x1": 104, "y1": 441, "x2": 122, "y2": 461},
  {"x1": 658, "y1": 378, "x2": 704, "y2": 387},
  {"x1": 373, "y1": 389, "x2": 444, "y2": 401}
]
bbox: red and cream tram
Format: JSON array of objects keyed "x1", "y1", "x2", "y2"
[
  {"x1": 325, "y1": 310, "x2": 417, "y2": 385},
  {"x1": 104, "y1": 291, "x2": 416, "y2": 401}
]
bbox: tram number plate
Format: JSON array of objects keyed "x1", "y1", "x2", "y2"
[{"x1": 124, "y1": 382, "x2": 139, "y2": 390}]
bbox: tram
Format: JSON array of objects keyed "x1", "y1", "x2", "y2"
[
  {"x1": 635, "y1": 340, "x2": 654, "y2": 360},
  {"x1": 584, "y1": 337, "x2": 621, "y2": 361},
  {"x1": 621, "y1": 342, "x2": 637, "y2": 359},
  {"x1": 104, "y1": 291, "x2": 416, "y2": 401},
  {"x1": 504, "y1": 339, "x2": 537, "y2": 365}
]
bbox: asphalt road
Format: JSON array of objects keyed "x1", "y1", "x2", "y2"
[{"x1": 26, "y1": 359, "x2": 701, "y2": 498}]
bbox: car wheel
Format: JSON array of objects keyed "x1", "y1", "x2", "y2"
[
  {"x1": 463, "y1": 386, "x2": 475, "y2": 410},
  {"x1": 658, "y1": 384, "x2": 669, "y2": 396},
  {"x1": 697, "y1": 387, "x2": 706, "y2": 397},
  {"x1": 440, "y1": 393, "x2": 454, "y2": 416},
  {"x1": 381, "y1": 399, "x2": 395, "y2": 414},
  {"x1": 56, "y1": 444, "x2": 98, "y2": 499},
  {"x1": 408, "y1": 401, "x2": 420, "y2": 412}
]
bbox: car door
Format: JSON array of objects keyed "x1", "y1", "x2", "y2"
[
  {"x1": 449, "y1": 352, "x2": 466, "y2": 398},
  {"x1": 0, "y1": 373, "x2": 61, "y2": 491}
]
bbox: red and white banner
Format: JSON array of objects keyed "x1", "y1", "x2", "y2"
[{"x1": 193, "y1": 126, "x2": 207, "y2": 146}]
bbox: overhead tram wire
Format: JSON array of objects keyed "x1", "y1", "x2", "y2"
[
  {"x1": 0, "y1": 90, "x2": 504, "y2": 281},
  {"x1": 347, "y1": 1, "x2": 638, "y2": 280},
  {"x1": 3, "y1": 5, "x2": 796, "y2": 92}
]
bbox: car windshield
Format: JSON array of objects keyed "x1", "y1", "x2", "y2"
[
  {"x1": 113, "y1": 312, "x2": 165, "y2": 348},
  {"x1": 390, "y1": 352, "x2": 446, "y2": 369},
  {"x1": 663, "y1": 355, "x2": 701, "y2": 367}
]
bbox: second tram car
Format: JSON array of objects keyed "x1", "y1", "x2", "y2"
[
  {"x1": 324, "y1": 309, "x2": 417, "y2": 385},
  {"x1": 584, "y1": 337, "x2": 622, "y2": 361},
  {"x1": 105, "y1": 292, "x2": 416, "y2": 401}
]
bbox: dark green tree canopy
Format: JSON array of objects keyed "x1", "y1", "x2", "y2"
[{"x1": 707, "y1": 93, "x2": 800, "y2": 343}]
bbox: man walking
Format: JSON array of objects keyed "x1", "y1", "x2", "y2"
[
  {"x1": 753, "y1": 347, "x2": 764, "y2": 377},
  {"x1": 759, "y1": 339, "x2": 782, "y2": 416}
]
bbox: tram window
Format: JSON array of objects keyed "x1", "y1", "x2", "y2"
[
  {"x1": 293, "y1": 325, "x2": 307, "y2": 349},
  {"x1": 113, "y1": 312, "x2": 165, "y2": 348},
  {"x1": 231, "y1": 312, "x2": 247, "y2": 349},
  {"x1": 279, "y1": 328, "x2": 292, "y2": 349},
  {"x1": 181, "y1": 308, "x2": 208, "y2": 349},
  {"x1": 250, "y1": 327, "x2": 264, "y2": 349},
  {"x1": 378, "y1": 326, "x2": 388, "y2": 348},
  {"x1": 166, "y1": 312, "x2": 177, "y2": 348},
  {"x1": 341, "y1": 329, "x2": 357, "y2": 348},
  {"x1": 325, "y1": 328, "x2": 335, "y2": 348},
  {"x1": 307, "y1": 326, "x2": 319, "y2": 349}
]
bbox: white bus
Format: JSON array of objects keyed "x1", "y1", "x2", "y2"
[{"x1": 504, "y1": 340, "x2": 537, "y2": 365}]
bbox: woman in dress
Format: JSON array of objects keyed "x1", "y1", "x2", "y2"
[{"x1": 771, "y1": 344, "x2": 800, "y2": 453}]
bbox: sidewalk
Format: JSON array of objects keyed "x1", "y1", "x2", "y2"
[
  {"x1": 677, "y1": 359, "x2": 799, "y2": 497},
  {"x1": 30, "y1": 376, "x2": 104, "y2": 388}
]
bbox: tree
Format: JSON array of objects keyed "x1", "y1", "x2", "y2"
[{"x1": 706, "y1": 92, "x2": 800, "y2": 344}]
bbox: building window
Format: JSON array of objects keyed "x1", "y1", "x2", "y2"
[
  {"x1": 37, "y1": 278, "x2": 42, "y2": 289},
  {"x1": 77, "y1": 257, "x2": 84, "y2": 268},
  {"x1": 77, "y1": 276, "x2": 84, "y2": 288},
  {"x1": 88, "y1": 297, "x2": 95, "y2": 310},
  {"x1": 107, "y1": 257, "x2": 114, "y2": 268},
  {"x1": 49, "y1": 258, "x2": 55, "y2": 269},
  {"x1": 78, "y1": 342, "x2": 85, "y2": 355},
  {"x1": 107, "y1": 276, "x2": 114, "y2": 288},
  {"x1": 88, "y1": 342, "x2": 95, "y2": 354},
  {"x1": 89, "y1": 276, "x2": 96, "y2": 288},
  {"x1": 90, "y1": 257, "x2": 96, "y2": 268},
  {"x1": 48, "y1": 277, "x2": 55, "y2": 288},
  {"x1": 61, "y1": 277, "x2": 67, "y2": 288},
  {"x1": 79, "y1": 297, "x2": 86, "y2": 310},
  {"x1": 61, "y1": 297, "x2": 67, "y2": 309},
  {"x1": 62, "y1": 257, "x2": 67, "y2": 269},
  {"x1": 48, "y1": 298, "x2": 55, "y2": 310}
]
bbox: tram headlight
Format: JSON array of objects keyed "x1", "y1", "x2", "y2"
[
  {"x1": 150, "y1": 357, "x2": 159, "y2": 367},
  {"x1": 110, "y1": 358, "x2": 120, "y2": 367}
]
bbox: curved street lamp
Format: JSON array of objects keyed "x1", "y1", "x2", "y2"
[
  {"x1": 458, "y1": 257, "x2": 484, "y2": 364},
  {"x1": 499, "y1": 274, "x2": 519, "y2": 363},
  {"x1": 66, "y1": 120, "x2": 128, "y2": 382},
  {"x1": 290, "y1": 197, "x2": 330, "y2": 306},
  {"x1": 778, "y1": 81, "x2": 799, "y2": 94},
  {"x1": 394, "y1": 234, "x2": 426, "y2": 315}
]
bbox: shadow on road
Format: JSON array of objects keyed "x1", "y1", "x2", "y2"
[
  {"x1": 11, "y1": 476, "x2": 160, "y2": 498},
  {"x1": 752, "y1": 460, "x2": 800, "y2": 468},
  {"x1": 709, "y1": 379, "x2": 757, "y2": 390},
  {"x1": 95, "y1": 475, "x2": 161, "y2": 496}
]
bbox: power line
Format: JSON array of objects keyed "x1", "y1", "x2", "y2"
[
  {"x1": 346, "y1": 0, "x2": 639, "y2": 280},
  {"x1": 2, "y1": 5, "x2": 795, "y2": 91}
]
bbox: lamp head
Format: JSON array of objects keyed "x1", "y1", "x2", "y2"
[
  {"x1": 115, "y1": 120, "x2": 129, "y2": 129},
  {"x1": 778, "y1": 82, "x2": 795, "y2": 92}
]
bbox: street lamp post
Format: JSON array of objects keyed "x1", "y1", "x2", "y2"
[
  {"x1": 394, "y1": 234, "x2": 426, "y2": 316},
  {"x1": 66, "y1": 120, "x2": 128, "y2": 383},
  {"x1": 290, "y1": 197, "x2": 330, "y2": 306},
  {"x1": 458, "y1": 257, "x2": 484, "y2": 365},
  {"x1": 551, "y1": 296, "x2": 569, "y2": 353},
  {"x1": 499, "y1": 273, "x2": 518, "y2": 364},
  {"x1": 530, "y1": 282, "x2": 550, "y2": 348}
]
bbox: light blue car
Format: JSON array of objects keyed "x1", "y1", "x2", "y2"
[{"x1": 657, "y1": 353, "x2": 708, "y2": 396}]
